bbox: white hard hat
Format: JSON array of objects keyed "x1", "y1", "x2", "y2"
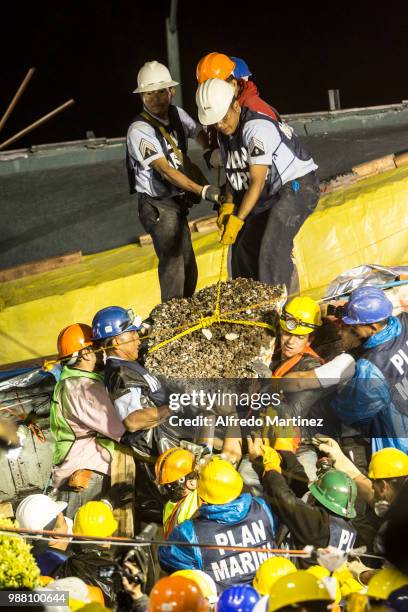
[
  {"x1": 133, "y1": 61, "x2": 179, "y2": 93},
  {"x1": 196, "y1": 78, "x2": 235, "y2": 125},
  {"x1": 16, "y1": 494, "x2": 67, "y2": 530},
  {"x1": 47, "y1": 577, "x2": 90, "y2": 603}
]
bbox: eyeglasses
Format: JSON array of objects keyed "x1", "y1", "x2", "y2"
[{"x1": 280, "y1": 310, "x2": 320, "y2": 332}]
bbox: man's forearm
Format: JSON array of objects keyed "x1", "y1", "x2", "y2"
[
  {"x1": 355, "y1": 474, "x2": 375, "y2": 506},
  {"x1": 156, "y1": 164, "x2": 203, "y2": 195},
  {"x1": 124, "y1": 406, "x2": 171, "y2": 432},
  {"x1": 237, "y1": 181, "x2": 265, "y2": 220}
]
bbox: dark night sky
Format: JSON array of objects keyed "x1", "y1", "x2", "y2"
[{"x1": 1, "y1": 1, "x2": 407, "y2": 149}]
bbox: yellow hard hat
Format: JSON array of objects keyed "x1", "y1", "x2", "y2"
[
  {"x1": 73, "y1": 501, "x2": 118, "y2": 538},
  {"x1": 366, "y1": 566, "x2": 408, "y2": 600},
  {"x1": 280, "y1": 296, "x2": 322, "y2": 336},
  {"x1": 307, "y1": 566, "x2": 341, "y2": 604},
  {"x1": 253, "y1": 556, "x2": 297, "y2": 595},
  {"x1": 172, "y1": 570, "x2": 218, "y2": 604},
  {"x1": 198, "y1": 457, "x2": 243, "y2": 505},
  {"x1": 368, "y1": 448, "x2": 408, "y2": 479},
  {"x1": 268, "y1": 570, "x2": 332, "y2": 611}
]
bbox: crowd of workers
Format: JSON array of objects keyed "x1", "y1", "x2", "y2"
[{"x1": 1, "y1": 53, "x2": 408, "y2": 611}]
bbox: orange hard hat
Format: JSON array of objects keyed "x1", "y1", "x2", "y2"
[
  {"x1": 148, "y1": 576, "x2": 209, "y2": 611},
  {"x1": 196, "y1": 52, "x2": 235, "y2": 84},
  {"x1": 57, "y1": 323, "x2": 93, "y2": 358},
  {"x1": 87, "y1": 585, "x2": 105, "y2": 605},
  {"x1": 155, "y1": 447, "x2": 196, "y2": 485}
]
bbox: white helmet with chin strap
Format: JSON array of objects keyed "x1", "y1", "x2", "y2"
[{"x1": 133, "y1": 61, "x2": 179, "y2": 93}]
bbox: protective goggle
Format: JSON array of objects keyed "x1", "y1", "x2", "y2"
[
  {"x1": 119, "y1": 308, "x2": 142, "y2": 332},
  {"x1": 280, "y1": 310, "x2": 321, "y2": 332}
]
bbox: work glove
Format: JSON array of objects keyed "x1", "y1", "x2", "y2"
[
  {"x1": 312, "y1": 436, "x2": 362, "y2": 479},
  {"x1": 261, "y1": 444, "x2": 282, "y2": 473},
  {"x1": 217, "y1": 202, "x2": 235, "y2": 230},
  {"x1": 220, "y1": 215, "x2": 244, "y2": 245},
  {"x1": 201, "y1": 184, "x2": 221, "y2": 204},
  {"x1": 248, "y1": 359, "x2": 272, "y2": 378},
  {"x1": 273, "y1": 435, "x2": 301, "y2": 454}
]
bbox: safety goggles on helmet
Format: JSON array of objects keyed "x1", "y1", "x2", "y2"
[
  {"x1": 159, "y1": 471, "x2": 197, "y2": 502},
  {"x1": 280, "y1": 310, "x2": 321, "y2": 332},
  {"x1": 119, "y1": 309, "x2": 142, "y2": 333}
]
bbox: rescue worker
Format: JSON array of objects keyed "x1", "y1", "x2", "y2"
[
  {"x1": 53, "y1": 501, "x2": 118, "y2": 608},
  {"x1": 222, "y1": 297, "x2": 338, "y2": 482},
  {"x1": 159, "y1": 457, "x2": 279, "y2": 593},
  {"x1": 195, "y1": 78, "x2": 319, "y2": 291},
  {"x1": 330, "y1": 286, "x2": 408, "y2": 454},
  {"x1": 155, "y1": 447, "x2": 200, "y2": 538},
  {"x1": 149, "y1": 575, "x2": 209, "y2": 611},
  {"x1": 196, "y1": 53, "x2": 280, "y2": 120},
  {"x1": 92, "y1": 305, "x2": 179, "y2": 522},
  {"x1": 313, "y1": 440, "x2": 408, "y2": 513},
  {"x1": 127, "y1": 60, "x2": 220, "y2": 302},
  {"x1": 267, "y1": 571, "x2": 332, "y2": 612},
  {"x1": 286, "y1": 287, "x2": 408, "y2": 453},
  {"x1": 15, "y1": 494, "x2": 72, "y2": 576},
  {"x1": 50, "y1": 324, "x2": 125, "y2": 518},
  {"x1": 248, "y1": 441, "x2": 357, "y2": 568}
]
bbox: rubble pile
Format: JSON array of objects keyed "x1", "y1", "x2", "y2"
[{"x1": 145, "y1": 278, "x2": 286, "y2": 378}]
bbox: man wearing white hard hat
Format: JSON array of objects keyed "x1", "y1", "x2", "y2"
[
  {"x1": 16, "y1": 493, "x2": 73, "y2": 575},
  {"x1": 127, "y1": 60, "x2": 220, "y2": 302},
  {"x1": 196, "y1": 78, "x2": 319, "y2": 292}
]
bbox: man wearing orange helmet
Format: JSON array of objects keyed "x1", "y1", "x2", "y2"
[
  {"x1": 196, "y1": 52, "x2": 280, "y2": 121},
  {"x1": 49, "y1": 324, "x2": 125, "y2": 517},
  {"x1": 155, "y1": 447, "x2": 200, "y2": 537}
]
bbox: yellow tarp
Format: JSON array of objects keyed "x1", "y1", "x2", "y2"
[{"x1": 1, "y1": 165, "x2": 408, "y2": 366}]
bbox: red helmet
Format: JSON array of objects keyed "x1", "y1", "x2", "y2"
[
  {"x1": 155, "y1": 448, "x2": 195, "y2": 485},
  {"x1": 149, "y1": 576, "x2": 209, "y2": 611},
  {"x1": 57, "y1": 323, "x2": 93, "y2": 358},
  {"x1": 196, "y1": 52, "x2": 235, "y2": 84}
]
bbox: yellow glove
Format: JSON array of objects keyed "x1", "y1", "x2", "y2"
[
  {"x1": 273, "y1": 436, "x2": 301, "y2": 453},
  {"x1": 261, "y1": 445, "x2": 281, "y2": 473},
  {"x1": 220, "y1": 215, "x2": 244, "y2": 245},
  {"x1": 217, "y1": 203, "x2": 235, "y2": 230}
]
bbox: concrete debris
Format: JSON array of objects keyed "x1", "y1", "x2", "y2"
[{"x1": 145, "y1": 278, "x2": 286, "y2": 378}]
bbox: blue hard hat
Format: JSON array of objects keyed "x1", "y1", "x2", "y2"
[
  {"x1": 342, "y1": 286, "x2": 393, "y2": 325},
  {"x1": 231, "y1": 57, "x2": 252, "y2": 80},
  {"x1": 91, "y1": 306, "x2": 142, "y2": 340},
  {"x1": 217, "y1": 584, "x2": 260, "y2": 612}
]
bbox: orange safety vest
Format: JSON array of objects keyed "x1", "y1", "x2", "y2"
[{"x1": 273, "y1": 346, "x2": 325, "y2": 377}]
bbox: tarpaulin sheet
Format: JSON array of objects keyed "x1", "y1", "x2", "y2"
[
  {"x1": 293, "y1": 165, "x2": 408, "y2": 296},
  {"x1": 1, "y1": 165, "x2": 408, "y2": 366},
  {"x1": 0, "y1": 233, "x2": 226, "y2": 365}
]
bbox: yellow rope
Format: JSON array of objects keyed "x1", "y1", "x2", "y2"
[{"x1": 147, "y1": 245, "x2": 278, "y2": 354}]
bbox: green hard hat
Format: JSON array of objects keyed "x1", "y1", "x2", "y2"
[{"x1": 308, "y1": 469, "x2": 357, "y2": 519}]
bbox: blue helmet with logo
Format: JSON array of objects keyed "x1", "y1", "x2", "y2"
[
  {"x1": 92, "y1": 306, "x2": 142, "y2": 340},
  {"x1": 342, "y1": 286, "x2": 393, "y2": 325},
  {"x1": 217, "y1": 584, "x2": 260, "y2": 611},
  {"x1": 231, "y1": 57, "x2": 252, "y2": 80}
]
